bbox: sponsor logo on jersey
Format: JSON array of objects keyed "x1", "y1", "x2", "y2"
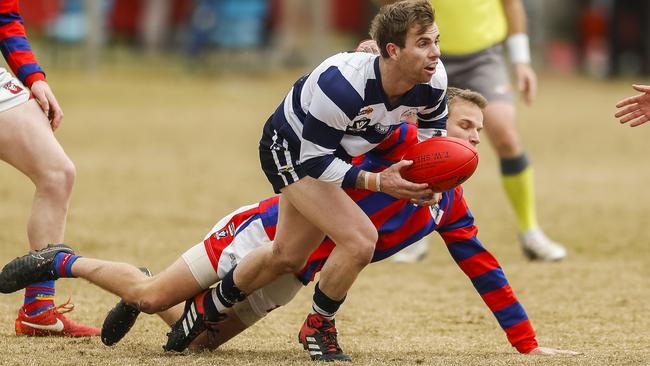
[
  {"x1": 400, "y1": 108, "x2": 418, "y2": 122},
  {"x1": 349, "y1": 117, "x2": 371, "y2": 132},
  {"x1": 216, "y1": 222, "x2": 237, "y2": 238},
  {"x1": 358, "y1": 106, "x2": 374, "y2": 116},
  {"x1": 430, "y1": 128, "x2": 447, "y2": 137},
  {"x1": 278, "y1": 164, "x2": 295, "y2": 174},
  {"x1": 3, "y1": 81, "x2": 23, "y2": 95},
  {"x1": 374, "y1": 123, "x2": 389, "y2": 134},
  {"x1": 229, "y1": 253, "x2": 237, "y2": 267}
]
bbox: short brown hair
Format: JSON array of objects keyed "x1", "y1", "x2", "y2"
[
  {"x1": 447, "y1": 87, "x2": 488, "y2": 109},
  {"x1": 370, "y1": 0, "x2": 435, "y2": 58}
]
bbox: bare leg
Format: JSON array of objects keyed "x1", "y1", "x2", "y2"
[
  {"x1": 483, "y1": 101, "x2": 521, "y2": 158},
  {"x1": 189, "y1": 308, "x2": 249, "y2": 350},
  {"x1": 0, "y1": 100, "x2": 75, "y2": 250},
  {"x1": 71, "y1": 257, "x2": 202, "y2": 314},
  {"x1": 233, "y1": 177, "x2": 376, "y2": 300}
]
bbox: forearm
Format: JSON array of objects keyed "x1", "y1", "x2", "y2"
[
  {"x1": 355, "y1": 170, "x2": 381, "y2": 192},
  {"x1": 501, "y1": 0, "x2": 528, "y2": 35}
]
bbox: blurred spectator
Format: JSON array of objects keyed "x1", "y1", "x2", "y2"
[{"x1": 608, "y1": 0, "x2": 650, "y2": 77}]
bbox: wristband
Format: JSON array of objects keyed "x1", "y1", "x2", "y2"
[
  {"x1": 505, "y1": 33, "x2": 531, "y2": 64},
  {"x1": 363, "y1": 172, "x2": 370, "y2": 190},
  {"x1": 375, "y1": 173, "x2": 381, "y2": 192}
]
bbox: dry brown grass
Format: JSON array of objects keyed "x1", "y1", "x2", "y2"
[{"x1": 0, "y1": 66, "x2": 649, "y2": 365}]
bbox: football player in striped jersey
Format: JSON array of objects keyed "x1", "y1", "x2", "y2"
[
  {"x1": 208, "y1": 2, "x2": 448, "y2": 361},
  {"x1": 0, "y1": 88, "x2": 577, "y2": 359},
  {"x1": 0, "y1": 0, "x2": 98, "y2": 337}
]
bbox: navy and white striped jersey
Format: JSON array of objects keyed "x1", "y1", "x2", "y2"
[{"x1": 267, "y1": 52, "x2": 448, "y2": 188}]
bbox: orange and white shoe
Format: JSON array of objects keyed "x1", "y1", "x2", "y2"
[{"x1": 15, "y1": 301, "x2": 100, "y2": 337}]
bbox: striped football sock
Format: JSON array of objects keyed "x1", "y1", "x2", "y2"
[
  {"x1": 53, "y1": 252, "x2": 80, "y2": 278},
  {"x1": 23, "y1": 280, "x2": 55, "y2": 316}
]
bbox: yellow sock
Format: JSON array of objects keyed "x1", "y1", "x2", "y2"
[{"x1": 501, "y1": 166, "x2": 538, "y2": 232}]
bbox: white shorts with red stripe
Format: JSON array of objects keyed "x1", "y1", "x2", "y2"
[
  {"x1": 181, "y1": 202, "x2": 302, "y2": 326},
  {"x1": 0, "y1": 68, "x2": 30, "y2": 113}
]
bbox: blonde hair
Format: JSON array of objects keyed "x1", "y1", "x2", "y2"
[
  {"x1": 370, "y1": 0, "x2": 435, "y2": 58},
  {"x1": 447, "y1": 87, "x2": 488, "y2": 109}
]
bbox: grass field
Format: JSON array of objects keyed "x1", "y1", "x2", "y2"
[{"x1": 0, "y1": 65, "x2": 649, "y2": 365}]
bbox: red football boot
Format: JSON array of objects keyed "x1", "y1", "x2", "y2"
[
  {"x1": 298, "y1": 313, "x2": 351, "y2": 362},
  {"x1": 15, "y1": 300, "x2": 100, "y2": 337}
]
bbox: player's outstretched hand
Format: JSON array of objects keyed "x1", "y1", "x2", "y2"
[
  {"x1": 615, "y1": 84, "x2": 650, "y2": 127},
  {"x1": 527, "y1": 346, "x2": 581, "y2": 356},
  {"x1": 30, "y1": 80, "x2": 64, "y2": 130},
  {"x1": 513, "y1": 63, "x2": 537, "y2": 105},
  {"x1": 379, "y1": 160, "x2": 434, "y2": 204}
]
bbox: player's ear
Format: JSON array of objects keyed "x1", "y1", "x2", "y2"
[{"x1": 386, "y1": 43, "x2": 399, "y2": 59}]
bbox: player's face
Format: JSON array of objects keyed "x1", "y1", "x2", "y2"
[
  {"x1": 396, "y1": 23, "x2": 441, "y2": 84},
  {"x1": 446, "y1": 100, "x2": 484, "y2": 146}
]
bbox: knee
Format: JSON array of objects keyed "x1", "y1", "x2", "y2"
[
  {"x1": 138, "y1": 293, "x2": 170, "y2": 314},
  {"x1": 341, "y1": 228, "x2": 377, "y2": 265},
  {"x1": 269, "y1": 243, "x2": 310, "y2": 274},
  {"x1": 122, "y1": 282, "x2": 168, "y2": 314},
  {"x1": 36, "y1": 159, "x2": 76, "y2": 199},
  {"x1": 493, "y1": 135, "x2": 521, "y2": 158}
]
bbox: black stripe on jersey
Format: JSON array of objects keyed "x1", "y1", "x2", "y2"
[
  {"x1": 291, "y1": 74, "x2": 308, "y2": 121},
  {"x1": 419, "y1": 94, "x2": 447, "y2": 121},
  {"x1": 363, "y1": 79, "x2": 385, "y2": 106},
  {"x1": 301, "y1": 154, "x2": 335, "y2": 179},
  {"x1": 366, "y1": 59, "x2": 445, "y2": 111},
  {"x1": 402, "y1": 84, "x2": 445, "y2": 108},
  {"x1": 418, "y1": 119, "x2": 447, "y2": 130},
  {"x1": 269, "y1": 103, "x2": 301, "y2": 149},
  {"x1": 303, "y1": 112, "x2": 346, "y2": 150},
  {"x1": 317, "y1": 66, "x2": 364, "y2": 121}
]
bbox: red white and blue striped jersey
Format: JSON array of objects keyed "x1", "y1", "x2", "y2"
[
  {"x1": 267, "y1": 52, "x2": 448, "y2": 188},
  {"x1": 254, "y1": 123, "x2": 538, "y2": 353},
  {"x1": 0, "y1": 0, "x2": 46, "y2": 87}
]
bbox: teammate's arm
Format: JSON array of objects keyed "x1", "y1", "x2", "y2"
[
  {"x1": 501, "y1": 0, "x2": 537, "y2": 105},
  {"x1": 615, "y1": 84, "x2": 650, "y2": 127},
  {"x1": 0, "y1": 0, "x2": 63, "y2": 128}
]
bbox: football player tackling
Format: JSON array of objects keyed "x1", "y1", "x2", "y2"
[{"x1": 0, "y1": 88, "x2": 578, "y2": 360}]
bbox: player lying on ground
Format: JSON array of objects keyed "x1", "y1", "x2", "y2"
[
  {"x1": 615, "y1": 84, "x2": 650, "y2": 127},
  {"x1": 0, "y1": 88, "x2": 577, "y2": 359}
]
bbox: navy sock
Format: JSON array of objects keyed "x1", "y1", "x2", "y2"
[
  {"x1": 204, "y1": 267, "x2": 247, "y2": 314},
  {"x1": 218, "y1": 267, "x2": 247, "y2": 305},
  {"x1": 312, "y1": 282, "x2": 345, "y2": 320}
]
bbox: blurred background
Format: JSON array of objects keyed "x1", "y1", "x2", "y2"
[{"x1": 10, "y1": 0, "x2": 650, "y2": 78}]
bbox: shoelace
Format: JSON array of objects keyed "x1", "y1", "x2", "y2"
[
  {"x1": 319, "y1": 325, "x2": 340, "y2": 353},
  {"x1": 51, "y1": 298, "x2": 75, "y2": 315}
]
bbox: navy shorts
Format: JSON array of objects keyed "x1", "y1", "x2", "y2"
[{"x1": 259, "y1": 119, "x2": 306, "y2": 193}]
